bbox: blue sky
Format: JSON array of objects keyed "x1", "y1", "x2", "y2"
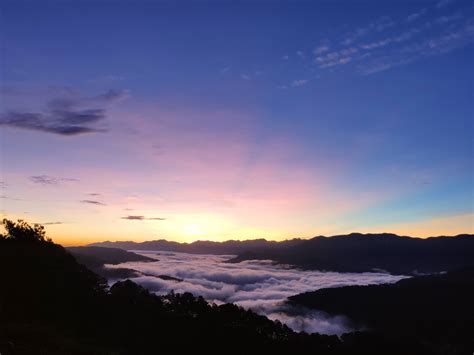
[{"x1": 1, "y1": 0, "x2": 473, "y2": 244}]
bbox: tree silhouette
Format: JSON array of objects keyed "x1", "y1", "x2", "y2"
[{"x1": 1, "y1": 218, "x2": 52, "y2": 243}]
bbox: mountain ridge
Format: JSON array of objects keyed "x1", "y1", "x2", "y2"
[
  {"x1": 89, "y1": 233, "x2": 473, "y2": 250},
  {"x1": 89, "y1": 233, "x2": 474, "y2": 275}
]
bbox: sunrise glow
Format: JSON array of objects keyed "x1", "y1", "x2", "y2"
[{"x1": 1, "y1": 1, "x2": 472, "y2": 246}]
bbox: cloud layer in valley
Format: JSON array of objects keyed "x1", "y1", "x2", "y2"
[{"x1": 107, "y1": 251, "x2": 407, "y2": 335}]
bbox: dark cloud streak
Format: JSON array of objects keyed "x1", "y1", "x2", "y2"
[
  {"x1": 81, "y1": 200, "x2": 106, "y2": 206},
  {"x1": 121, "y1": 215, "x2": 166, "y2": 221},
  {"x1": 0, "y1": 89, "x2": 128, "y2": 136},
  {"x1": 1, "y1": 110, "x2": 106, "y2": 136},
  {"x1": 30, "y1": 175, "x2": 77, "y2": 185}
]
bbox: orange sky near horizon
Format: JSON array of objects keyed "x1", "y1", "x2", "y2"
[{"x1": 2, "y1": 211, "x2": 472, "y2": 247}]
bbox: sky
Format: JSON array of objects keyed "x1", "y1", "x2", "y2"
[{"x1": 0, "y1": 0, "x2": 473, "y2": 245}]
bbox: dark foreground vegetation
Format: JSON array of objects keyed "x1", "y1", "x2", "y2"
[
  {"x1": 0, "y1": 219, "x2": 472, "y2": 354},
  {"x1": 94, "y1": 232, "x2": 474, "y2": 275}
]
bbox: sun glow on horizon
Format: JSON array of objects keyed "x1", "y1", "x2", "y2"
[
  {"x1": 182, "y1": 223, "x2": 206, "y2": 238},
  {"x1": 2, "y1": 210, "x2": 471, "y2": 247}
]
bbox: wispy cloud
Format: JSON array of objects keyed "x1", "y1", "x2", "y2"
[
  {"x1": 359, "y1": 27, "x2": 423, "y2": 50},
  {"x1": 277, "y1": 79, "x2": 310, "y2": 90},
  {"x1": 0, "y1": 89, "x2": 128, "y2": 136},
  {"x1": 93, "y1": 89, "x2": 129, "y2": 103},
  {"x1": 291, "y1": 79, "x2": 309, "y2": 87},
  {"x1": 434, "y1": 12, "x2": 462, "y2": 24},
  {"x1": 81, "y1": 200, "x2": 106, "y2": 206},
  {"x1": 315, "y1": 47, "x2": 359, "y2": 68},
  {"x1": 436, "y1": 0, "x2": 454, "y2": 9},
  {"x1": 341, "y1": 16, "x2": 395, "y2": 45},
  {"x1": 313, "y1": 45, "x2": 330, "y2": 55},
  {"x1": 358, "y1": 20, "x2": 474, "y2": 75},
  {"x1": 296, "y1": 50, "x2": 306, "y2": 59},
  {"x1": 30, "y1": 175, "x2": 77, "y2": 185},
  {"x1": 121, "y1": 215, "x2": 166, "y2": 221},
  {"x1": 0, "y1": 195, "x2": 23, "y2": 201},
  {"x1": 406, "y1": 8, "x2": 427, "y2": 23},
  {"x1": 308, "y1": 6, "x2": 473, "y2": 75},
  {"x1": 88, "y1": 74, "x2": 125, "y2": 84}
]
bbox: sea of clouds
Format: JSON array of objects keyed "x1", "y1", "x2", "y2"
[{"x1": 106, "y1": 251, "x2": 407, "y2": 335}]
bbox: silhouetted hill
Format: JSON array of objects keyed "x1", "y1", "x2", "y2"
[
  {"x1": 67, "y1": 246, "x2": 156, "y2": 265},
  {"x1": 93, "y1": 233, "x2": 474, "y2": 275},
  {"x1": 289, "y1": 267, "x2": 474, "y2": 354},
  {"x1": 229, "y1": 233, "x2": 474, "y2": 274},
  {"x1": 67, "y1": 246, "x2": 155, "y2": 278}
]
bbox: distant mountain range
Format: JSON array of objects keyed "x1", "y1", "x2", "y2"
[
  {"x1": 90, "y1": 238, "x2": 296, "y2": 254},
  {"x1": 90, "y1": 233, "x2": 474, "y2": 275}
]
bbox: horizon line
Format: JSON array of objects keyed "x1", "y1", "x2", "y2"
[{"x1": 64, "y1": 231, "x2": 474, "y2": 247}]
